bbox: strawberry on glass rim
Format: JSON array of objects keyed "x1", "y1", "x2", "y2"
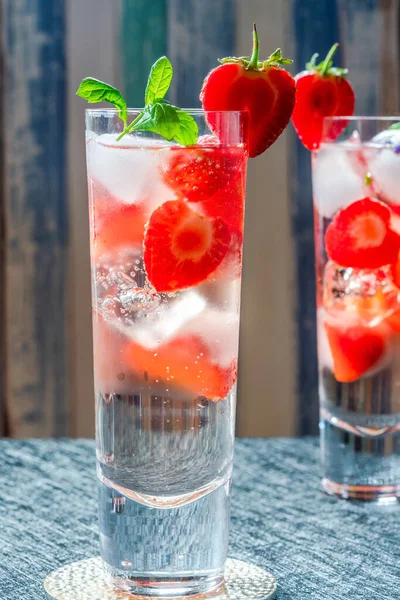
[
  {"x1": 200, "y1": 24, "x2": 296, "y2": 158},
  {"x1": 292, "y1": 43, "x2": 355, "y2": 150}
]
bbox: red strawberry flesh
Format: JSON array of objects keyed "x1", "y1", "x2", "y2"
[
  {"x1": 144, "y1": 200, "x2": 231, "y2": 292},
  {"x1": 161, "y1": 146, "x2": 243, "y2": 203},
  {"x1": 124, "y1": 335, "x2": 237, "y2": 400},
  {"x1": 325, "y1": 197, "x2": 400, "y2": 269},
  {"x1": 324, "y1": 319, "x2": 387, "y2": 383}
]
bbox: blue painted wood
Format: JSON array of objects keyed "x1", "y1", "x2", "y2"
[
  {"x1": 167, "y1": 0, "x2": 235, "y2": 107},
  {"x1": 291, "y1": 0, "x2": 342, "y2": 434},
  {"x1": 3, "y1": 0, "x2": 68, "y2": 436},
  {"x1": 120, "y1": 0, "x2": 167, "y2": 107}
]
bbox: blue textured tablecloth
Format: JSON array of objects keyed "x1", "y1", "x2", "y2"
[{"x1": 0, "y1": 438, "x2": 399, "y2": 600}]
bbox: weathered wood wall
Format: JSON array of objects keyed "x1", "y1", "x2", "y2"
[
  {"x1": 1, "y1": 0, "x2": 398, "y2": 437},
  {"x1": 2, "y1": 0, "x2": 68, "y2": 437}
]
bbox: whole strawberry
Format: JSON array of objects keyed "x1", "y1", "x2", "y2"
[
  {"x1": 200, "y1": 24, "x2": 296, "y2": 158},
  {"x1": 292, "y1": 44, "x2": 355, "y2": 150}
]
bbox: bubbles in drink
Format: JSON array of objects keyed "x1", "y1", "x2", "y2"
[{"x1": 323, "y1": 261, "x2": 399, "y2": 325}]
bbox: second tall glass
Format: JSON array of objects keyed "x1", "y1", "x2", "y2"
[
  {"x1": 86, "y1": 110, "x2": 248, "y2": 597},
  {"x1": 313, "y1": 117, "x2": 400, "y2": 502}
]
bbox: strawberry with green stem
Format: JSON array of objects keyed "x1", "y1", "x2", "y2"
[
  {"x1": 200, "y1": 24, "x2": 296, "y2": 158},
  {"x1": 292, "y1": 43, "x2": 355, "y2": 150}
]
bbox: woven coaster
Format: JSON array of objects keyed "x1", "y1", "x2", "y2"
[{"x1": 44, "y1": 556, "x2": 277, "y2": 600}]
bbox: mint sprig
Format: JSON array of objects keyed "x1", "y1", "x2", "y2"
[
  {"x1": 389, "y1": 123, "x2": 400, "y2": 130},
  {"x1": 76, "y1": 56, "x2": 198, "y2": 145},
  {"x1": 76, "y1": 78, "x2": 128, "y2": 124},
  {"x1": 145, "y1": 56, "x2": 173, "y2": 105}
]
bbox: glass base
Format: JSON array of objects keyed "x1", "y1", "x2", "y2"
[
  {"x1": 322, "y1": 478, "x2": 400, "y2": 502},
  {"x1": 104, "y1": 566, "x2": 224, "y2": 598},
  {"x1": 320, "y1": 410, "x2": 400, "y2": 503},
  {"x1": 44, "y1": 556, "x2": 277, "y2": 600}
]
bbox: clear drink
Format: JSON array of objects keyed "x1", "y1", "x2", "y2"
[
  {"x1": 313, "y1": 117, "x2": 400, "y2": 501},
  {"x1": 86, "y1": 110, "x2": 247, "y2": 596}
]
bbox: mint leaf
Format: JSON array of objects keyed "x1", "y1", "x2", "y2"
[
  {"x1": 389, "y1": 122, "x2": 400, "y2": 130},
  {"x1": 145, "y1": 56, "x2": 173, "y2": 105},
  {"x1": 132, "y1": 103, "x2": 180, "y2": 140},
  {"x1": 76, "y1": 78, "x2": 127, "y2": 124},
  {"x1": 118, "y1": 102, "x2": 198, "y2": 145},
  {"x1": 173, "y1": 109, "x2": 199, "y2": 146}
]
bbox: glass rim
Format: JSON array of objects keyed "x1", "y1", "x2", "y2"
[
  {"x1": 324, "y1": 115, "x2": 400, "y2": 123},
  {"x1": 85, "y1": 108, "x2": 247, "y2": 116}
]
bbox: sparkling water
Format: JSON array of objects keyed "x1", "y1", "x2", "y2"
[
  {"x1": 314, "y1": 131, "x2": 400, "y2": 500},
  {"x1": 96, "y1": 392, "x2": 235, "y2": 594},
  {"x1": 86, "y1": 111, "x2": 247, "y2": 595}
]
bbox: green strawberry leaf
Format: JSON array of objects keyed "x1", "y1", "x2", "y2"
[
  {"x1": 145, "y1": 56, "x2": 173, "y2": 105},
  {"x1": 389, "y1": 122, "x2": 400, "y2": 130},
  {"x1": 306, "y1": 44, "x2": 349, "y2": 78},
  {"x1": 306, "y1": 53, "x2": 319, "y2": 71},
  {"x1": 76, "y1": 78, "x2": 127, "y2": 124}
]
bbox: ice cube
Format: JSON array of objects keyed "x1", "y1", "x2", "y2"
[
  {"x1": 182, "y1": 309, "x2": 240, "y2": 368},
  {"x1": 87, "y1": 134, "x2": 176, "y2": 209},
  {"x1": 322, "y1": 260, "x2": 399, "y2": 325},
  {"x1": 115, "y1": 291, "x2": 238, "y2": 368},
  {"x1": 312, "y1": 144, "x2": 367, "y2": 218},
  {"x1": 367, "y1": 128, "x2": 400, "y2": 206},
  {"x1": 124, "y1": 291, "x2": 207, "y2": 349},
  {"x1": 95, "y1": 257, "x2": 161, "y2": 327},
  {"x1": 372, "y1": 128, "x2": 400, "y2": 147}
]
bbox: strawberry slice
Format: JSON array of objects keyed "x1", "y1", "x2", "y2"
[
  {"x1": 324, "y1": 319, "x2": 388, "y2": 382},
  {"x1": 161, "y1": 146, "x2": 243, "y2": 203},
  {"x1": 325, "y1": 197, "x2": 400, "y2": 269},
  {"x1": 124, "y1": 335, "x2": 237, "y2": 401},
  {"x1": 390, "y1": 250, "x2": 400, "y2": 294},
  {"x1": 94, "y1": 203, "x2": 146, "y2": 257},
  {"x1": 201, "y1": 179, "x2": 245, "y2": 241},
  {"x1": 386, "y1": 309, "x2": 400, "y2": 333},
  {"x1": 200, "y1": 24, "x2": 295, "y2": 158},
  {"x1": 144, "y1": 200, "x2": 231, "y2": 292},
  {"x1": 292, "y1": 44, "x2": 355, "y2": 150}
]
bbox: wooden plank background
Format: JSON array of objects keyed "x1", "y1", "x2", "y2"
[
  {"x1": 291, "y1": 0, "x2": 342, "y2": 434},
  {"x1": 67, "y1": 0, "x2": 124, "y2": 437},
  {"x1": 236, "y1": 0, "x2": 297, "y2": 437},
  {"x1": 1, "y1": 0, "x2": 399, "y2": 437},
  {"x1": 2, "y1": 0, "x2": 68, "y2": 437},
  {"x1": 167, "y1": 0, "x2": 235, "y2": 107}
]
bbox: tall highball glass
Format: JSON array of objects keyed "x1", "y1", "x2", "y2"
[
  {"x1": 313, "y1": 117, "x2": 400, "y2": 501},
  {"x1": 86, "y1": 109, "x2": 248, "y2": 596}
]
